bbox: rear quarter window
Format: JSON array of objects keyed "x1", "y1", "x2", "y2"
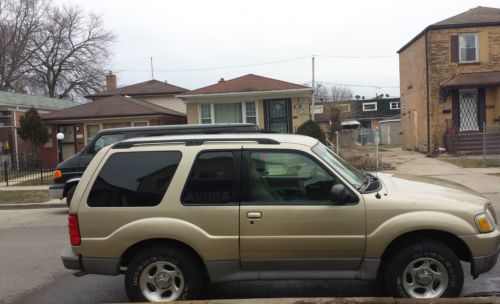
[{"x1": 88, "y1": 151, "x2": 181, "y2": 207}]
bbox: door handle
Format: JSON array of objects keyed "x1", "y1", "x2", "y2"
[{"x1": 247, "y1": 211, "x2": 262, "y2": 219}]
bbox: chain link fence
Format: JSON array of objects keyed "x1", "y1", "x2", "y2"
[
  {"x1": 330, "y1": 128, "x2": 382, "y2": 171},
  {"x1": 482, "y1": 124, "x2": 500, "y2": 167}
]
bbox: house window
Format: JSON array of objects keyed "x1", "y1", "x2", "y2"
[
  {"x1": 85, "y1": 124, "x2": 100, "y2": 145},
  {"x1": 459, "y1": 33, "x2": 478, "y2": 62},
  {"x1": 337, "y1": 104, "x2": 350, "y2": 112},
  {"x1": 44, "y1": 126, "x2": 53, "y2": 148},
  {"x1": 362, "y1": 102, "x2": 377, "y2": 111},
  {"x1": 199, "y1": 102, "x2": 258, "y2": 124},
  {"x1": 390, "y1": 102, "x2": 401, "y2": 110},
  {"x1": 132, "y1": 121, "x2": 148, "y2": 127}
]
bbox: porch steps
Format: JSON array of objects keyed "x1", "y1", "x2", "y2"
[{"x1": 449, "y1": 132, "x2": 500, "y2": 155}]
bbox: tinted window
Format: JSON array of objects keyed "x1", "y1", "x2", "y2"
[
  {"x1": 182, "y1": 151, "x2": 236, "y2": 204},
  {"x1": 247, "y1": 151, "x2": 337, "y2": 203},
  {"x1": 88, "y1": 151, "x2": 181, "y2": 207},
  {"x1": 93, "y1": 133, "x2": 125, "y2": 152}
]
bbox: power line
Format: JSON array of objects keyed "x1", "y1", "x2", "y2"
[{"x1": 114, "y1": 53, "x2": 397, "y2": 73}]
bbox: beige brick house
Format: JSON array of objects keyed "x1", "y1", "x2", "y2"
[
  {"x1": 398, "y1": 6, "x2": 500, "y2": 153},
  {"x1": 178, "y1": 74, "x2": 313, "y2": 133}
]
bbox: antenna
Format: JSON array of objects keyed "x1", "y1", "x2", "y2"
[{"x1": 150, "y1": 57, "x2": 154, "y2": 80}]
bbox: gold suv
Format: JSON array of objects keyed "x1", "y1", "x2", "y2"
[{"x1": 61, "y1": 133, "x2": 500, "y2": 302}]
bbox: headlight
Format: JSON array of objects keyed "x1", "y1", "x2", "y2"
[{"x1": 475, "y1": 211, "x2": 496, "y2": 233}]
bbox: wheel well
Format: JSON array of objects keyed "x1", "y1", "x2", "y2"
[
  {"x1": 380, "y1": 230, "x2": 472, "y2": 265},
  {"x1": 63, "y1": 182, "x2": 78, "y2": 197},
  {"x1": 120, "y1": 238, "x2": 209, "y2": 279}
]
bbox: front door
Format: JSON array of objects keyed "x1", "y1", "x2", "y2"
[
  {"x1": 265, "y1": 99, "x2": 292, "y2": 133},
  {"x1": 458, "y1": 89, "x2": 479, "y2": 132},
  {"x1": 57, "y1": 124, "x2": 76, "y2": 161},
  {"x1": 239, "y1": 148, "x2": 366, "y2": 271}
]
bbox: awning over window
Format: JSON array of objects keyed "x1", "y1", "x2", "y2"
[
  {"x1": 341, "y1": 120, "x2": 361, "y2": 126},
  {"x1": 441, "y1": 71, "x2": 500, "y2": 89}
]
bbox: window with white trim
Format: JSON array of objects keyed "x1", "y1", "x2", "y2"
[
  {"x1": 85, "y1": 124, "x2": 100, "y2": 145},
  {"x1": 459, "y1": 33, "x2": 478, "y2": 63},
  {"x1": 362, "y1": 102, "x2": 377, "y2": 111},
  {"x1": 199, "y1": 102, "x2": 257, "y2": 124},
  {"x1": 132, "y1": 121, "x2": 148, "y2": 127},
  {"x1": 390, "y1": 101, "x2": 401, "y2": 110}
]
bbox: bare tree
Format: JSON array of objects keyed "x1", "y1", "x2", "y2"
[
  {"x1": 314, "y1": 84, "x2": 354, "y2": 102},
  {"x1": 29, "y1": 5, "x2": 115, "y2": 99},
  {"x1": 0, "y1": 0, "x2": 48, "y2": 91}
]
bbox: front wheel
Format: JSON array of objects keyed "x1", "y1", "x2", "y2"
[
  {"x1": 125, "y1": 246, "x2": 203, "y2": 302},
  {"x1": 383, "y1": 238, "x2": 464, "y2": 298}
]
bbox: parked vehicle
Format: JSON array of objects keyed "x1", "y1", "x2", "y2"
[
  {"x1": 62, "y1": 133, "x2": 500, "y2": 301},
  {"x1": 49, "y1": 123, "x2": 259, "y2": 205}
]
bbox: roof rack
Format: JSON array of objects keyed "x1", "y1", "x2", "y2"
[{"x1": 112, "y1": 137, "x2": 280, "y2": 149}]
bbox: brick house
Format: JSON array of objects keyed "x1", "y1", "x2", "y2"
[
  {"x1": 0, "y1": 90, "x2": 76, "y2": 168},
  {"x1": 178, "y1": 74, "x2": 313, "y2": 133},
  {"x1": 398, "y1": 6, "x2": 500, "y2": 153},
  {"x1": 40, "y1": 95, "x2": 186, "y2": 165}
]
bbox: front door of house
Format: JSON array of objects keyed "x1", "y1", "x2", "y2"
[
  {"x1": 265, "y1": 99, "x2": 291, "y2": 133},
  {"x1": 458, "y1": 89, "x2": 479, "y2": 132},
  {"x1": 57, "y1": 124, "x2": 76, "y2": 161}
]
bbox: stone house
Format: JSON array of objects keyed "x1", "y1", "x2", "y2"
[
  {"x1": 178, "y1": 74, "x2": 313, "y2": 133},
  {"x1": 398, "y1": 6, "x2": 500, "y2": 153}
]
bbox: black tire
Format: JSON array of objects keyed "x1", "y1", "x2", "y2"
[
  {"x1": 125, "y1": 246, "x2": 203, "y2": 302},
  {"x1": 65, "y1": 185, "x2": 76, "y2": 207},
  {"x1": 383, "y1": 238, "x2": 463, "y2": 298}
]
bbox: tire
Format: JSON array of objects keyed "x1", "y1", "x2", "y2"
[
  {"x1": 383, "y1": 238, "x2": 463, "y2": 298},
  {"x1": 125, "y1": 246, "x2": 203, "y2": 302},
  {"x1": 65, "y1": 185, "x2": 76, "y2": 207}
]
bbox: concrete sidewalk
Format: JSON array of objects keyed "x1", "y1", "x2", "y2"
[
  {"x1": 0, "y1": 185, "x2": 49, "y2": 191},
  {"x1": 0, "y1": 199, "x2": 66, "y2": 210},
  {"x1": 165, "y1": 297, "x2": 500, "y2": 303}
]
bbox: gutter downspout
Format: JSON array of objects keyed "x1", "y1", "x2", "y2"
[{"x1": 425, "y1": 31, "x2": 431, "y2": 155}]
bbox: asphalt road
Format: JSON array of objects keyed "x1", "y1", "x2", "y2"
[{"x1": 1, "y1": 207, "x2": 500, "y2": 304}]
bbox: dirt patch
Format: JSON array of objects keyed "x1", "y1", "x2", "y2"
[{"x1": 440, "y1": 157, "x2": 500, "y2": 168}]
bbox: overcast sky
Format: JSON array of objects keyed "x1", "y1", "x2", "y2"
[{"x1": 56, "y1": 0, "x2": 500, "y2": 98}]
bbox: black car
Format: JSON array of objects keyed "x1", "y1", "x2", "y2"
[{"x1": 49, "y1": 123, "x2": 259, "y2": 205}]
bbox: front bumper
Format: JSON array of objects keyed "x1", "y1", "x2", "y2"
[
  {"x1": 49, "y1": 184, "x2": 65, "y2": 200},
  {"x1": 471, "y1": 244, "x2": 500, "y2": 278},
  {"x1": 61, "y1": 246, "x2": 121, "y2": 276}
]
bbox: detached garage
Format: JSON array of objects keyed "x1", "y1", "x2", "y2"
[{"x1": 379, "y1": 118, "x2": 401, "y2": 145}]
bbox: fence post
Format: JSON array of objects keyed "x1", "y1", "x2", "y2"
[
  {"x1": 3, "y1": 161, "x2": 8, "y2": 187},
  {"x1": 375, "y1": 128, "x2": 380, "y2": 171},
  {"x1": 483, "y1": 122, "x2": 487, "y2": 168},
  {"x1": 335, "y1": 131, "x2": 339, "y2": 155}
]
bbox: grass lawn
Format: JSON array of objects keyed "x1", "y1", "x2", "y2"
[
  {"x1": 441, "y1": 157, "x2": 500, "y2": 168},
  {"x1": 0, "y1": 190, "x2": 49, "y2": 204}
]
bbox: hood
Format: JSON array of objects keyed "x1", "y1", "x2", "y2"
[
  {"x1": 56, "y1": 152, "x2": 81, "y2": 169},
  {"x1": 377, "y1": 172, "x2": 489, "y2": 209}
]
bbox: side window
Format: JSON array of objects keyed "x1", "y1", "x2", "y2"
[
  {"x1": 182, "y1": 151, "x2": 236, "y2": 204},
  {"x1": 93, "y1": 133, "x2": 125, "y2": 152},
  {"x1": 88, "y1": 151, "x2": 181, "y2": 207},
  {"x1": 247, "y1": 151, "x2": 338, "y2": 203}
]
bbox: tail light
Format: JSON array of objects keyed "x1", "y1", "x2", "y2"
[{"x1": 68, "y1": 214, "x2": 81, "y2": 246}]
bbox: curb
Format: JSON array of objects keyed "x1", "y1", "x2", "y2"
[
  {"x1": 153, "y1": 297, "x2": 500, "y2": 304},
  {"x1": 0, "y1": 202, "x2": 66, "y2": 210}
]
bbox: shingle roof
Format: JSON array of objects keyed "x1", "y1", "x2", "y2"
[
  {"x1": 88, "y1": 79, "x2": 189, "y2": 98},
  {"x1": 42, "y1": 95, "x2": 186, "y2": 121},
  {"x1": 180, "y1": 74, "x2": 311, "y2": 96},
  {"x1": 398, "y1": 6, "x2": 500, "y2": 53},
  {"x1": 441, "y1": 71, "x2": 500, "y2": 89},
  {"x1": 0, "y1": 90, "x2": 77, "y2": 110}
]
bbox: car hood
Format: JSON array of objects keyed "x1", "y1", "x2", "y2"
[{"x1": 377, "y1": 172, "x2": 489, "y2": 208}]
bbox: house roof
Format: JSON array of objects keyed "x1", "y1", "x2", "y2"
[
  {"x1": 441, "y1": 71, "x2": 500, "y2": 89},
  {"x1": 398, "y1": 6, "x2": 500, "y2": 53},
  {"x1": 87, "y1": 79, "x2": 189, "y2": 98},
  {"x1": 42, "y1": 95, "x2": 186, "y2": 121},
  {"x1": 180, "y1": 74, "x2": 311, "y2": 96},
  {"x1": 0, "y1": 90, "x2": 77, "y2": 110}
]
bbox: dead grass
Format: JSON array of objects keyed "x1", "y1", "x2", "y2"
[
  {"x1": 0, "y1": 190, "x2": 49, "y2": 204},
  {"x1": 441, "y1": 157, "x2": 500, "y2": 168}
]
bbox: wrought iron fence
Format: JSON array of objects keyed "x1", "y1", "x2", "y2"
[{"x1": 0, "y1": 153, "x2": 55, "y2": 186}]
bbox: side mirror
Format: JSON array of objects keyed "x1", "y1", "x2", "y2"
[{"x1": 331, "y1": 183, "x2": 355, "y2": 205}]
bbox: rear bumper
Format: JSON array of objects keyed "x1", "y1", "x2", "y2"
[
  {"x1": 471, "y1": 244, "x2": 500, "y2": 278},
  {"x1": 61, "y1": 246, "x2": 121, "y2": 276},
  {"x1": 49, "y1": 184, "x2": 65, "y2": 200}
]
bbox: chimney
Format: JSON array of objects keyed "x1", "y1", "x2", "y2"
[
  {"x1": 218, "y1": 78, "x2": 224, "y2": 83},
  {"x1": 106, "y1": 71, "x2": 117, "y2": 91}
]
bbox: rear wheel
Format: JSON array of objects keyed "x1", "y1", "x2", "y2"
[
  {"x1": 383, "y1": 238, "x2": 463, "y2": 298},
  {"x1": 65, "y1": 185, "x2": 76, "y2": 207},
  {"x1": 125, "y1": 246, "x2": 203, "y2": 302}
]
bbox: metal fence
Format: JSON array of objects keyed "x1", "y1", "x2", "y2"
[
  {"x1": 0, "y1": 153, "x2": 55, "y2": 186},
  {"x1": 483, "y1": 124, "x2": 500, "y2": 167},
  {"x1": 331, "y1": 128, "x2": 382, "y2": 171}
]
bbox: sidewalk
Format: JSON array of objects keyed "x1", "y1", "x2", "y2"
[{"x1": 0, "y1": 185, "x2": 49, "y2": 191}]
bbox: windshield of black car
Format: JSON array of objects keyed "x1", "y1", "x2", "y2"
[{"x1": 312, "y1": 143, "x2": 367, "y2": 189}]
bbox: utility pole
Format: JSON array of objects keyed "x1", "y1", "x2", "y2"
[
  {"x1": 311, "y1": 55, "x2": 315, "y2": 121},
  {"x1": 150, "y1": 57, "x2": 154, "y2": 80}
]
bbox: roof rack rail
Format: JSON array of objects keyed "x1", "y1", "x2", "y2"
[{"x1": 112, "y1": 137, "x2": 280, "y2": 149}]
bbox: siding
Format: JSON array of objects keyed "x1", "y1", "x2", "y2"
[{"x1": 141, "y1": 96, "x2": 187, "y2": 114}]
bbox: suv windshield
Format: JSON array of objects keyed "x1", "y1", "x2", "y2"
[{"x1": 312, "y1": 143, "x2": 366, "y2": 189}]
